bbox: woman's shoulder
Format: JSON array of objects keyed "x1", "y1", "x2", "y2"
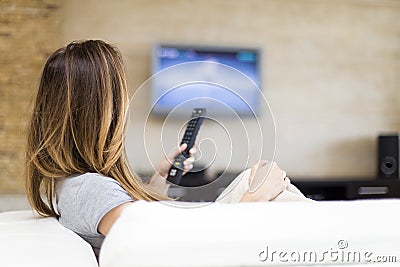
[
  {"x1": 56, "y1": 172, "x2": 133, "y2": 236},
  {"x1": 59, "y1": 172, "x2": 115, "y2": 182},
  {"x1": 55, "y1": 173, "x2": 132, "y2": 209},
  {"x1": 56, "y1": 172, "x2": 121, "y2": 193}
]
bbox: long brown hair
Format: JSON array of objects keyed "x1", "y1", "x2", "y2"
[{"x1": 26, "y1": 40, "x2": 163, "y2": 217}]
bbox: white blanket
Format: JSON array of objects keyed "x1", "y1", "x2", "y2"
[
  {"x1": 215, "y1": 168, "x2": 312, "y2": 203},
  {"x1": 100, "y1": 199, "x2": 400, "y2": 267}
]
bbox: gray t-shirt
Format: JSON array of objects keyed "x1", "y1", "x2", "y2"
[{"x1": 55, "y1": 173, "x2": 133, "y2": 257}]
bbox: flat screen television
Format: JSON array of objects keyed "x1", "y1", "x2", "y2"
[{"x1": 151, "y1": 44, "x2": 262, "y2": 117}]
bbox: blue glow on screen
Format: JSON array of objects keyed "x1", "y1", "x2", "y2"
[{"x1": 152, "y1": 45, "x2": 261, "y2": 116}]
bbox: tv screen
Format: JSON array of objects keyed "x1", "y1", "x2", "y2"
[{"x1": 151, "y1": 44, "x2": 262, "y2": 117}]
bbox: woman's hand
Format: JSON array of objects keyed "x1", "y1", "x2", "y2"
[
  {"x1": 155, "y1": 143, "x2": 196, "y2": 179},
  {"x1": 148, "y1": 144, "x2": 196, "y2": 195},
  {"x1": 240, "y1": 161, "x2": 289, "y2": 202}
]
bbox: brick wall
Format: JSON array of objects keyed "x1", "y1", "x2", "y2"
[{"x1": 0, "y1": 0, "x2": 62, "y2": 193}]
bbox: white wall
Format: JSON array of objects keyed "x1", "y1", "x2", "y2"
[{"x1": 62, "y1": 0, "x2": 400, "y2": 179}]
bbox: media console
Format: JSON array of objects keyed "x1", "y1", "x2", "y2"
[
  {"x1": 169, "y1": 171, "x2": 400, "y2": 202},
  {"x1": 292, "y1": 178, "x2": 400, "y2": 201}
]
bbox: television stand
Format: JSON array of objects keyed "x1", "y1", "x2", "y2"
[{"x1": 292, "y1": 178, "x2": 400, "y2": 201}]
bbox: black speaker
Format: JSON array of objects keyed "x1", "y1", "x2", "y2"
[{"x1": 378, "y1": 134, "x2": 399, "y2": 178}]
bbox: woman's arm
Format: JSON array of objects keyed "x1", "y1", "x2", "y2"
[
  {"x1": 240, "y1": 161, "x2": 289, "y2": 202},
  {"x1": 98, "y1": 145, "x2": 196, "y2": 235},
  {"x1": 99, "y1": 145, "x2": 196, "y2": 235},
  {"x1": 98, "y1": 202, "x2": 132, "y2": 235}
]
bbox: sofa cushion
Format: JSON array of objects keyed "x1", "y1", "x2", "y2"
[{"x1": 0, "y1": 210, "x2": 98, "y2": 267}]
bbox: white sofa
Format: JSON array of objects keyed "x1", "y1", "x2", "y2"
[
  {"x1": 1, "y1": 199, "x2": 400, "y2": 267},
  {"x1": 0, "y1": 210, "x2": 98, "y2": 267},
  {"x1": 101, "y1": 199, "x2": 400, "y2": 267}
]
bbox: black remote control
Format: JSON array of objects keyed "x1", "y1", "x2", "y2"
[{"x1": 167, "y1": 108, "x2": 206, "y2": 185}]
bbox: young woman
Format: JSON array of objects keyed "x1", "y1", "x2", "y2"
[{"x1": 25, "y1": 40, "x2": 296, "y2": 258}]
